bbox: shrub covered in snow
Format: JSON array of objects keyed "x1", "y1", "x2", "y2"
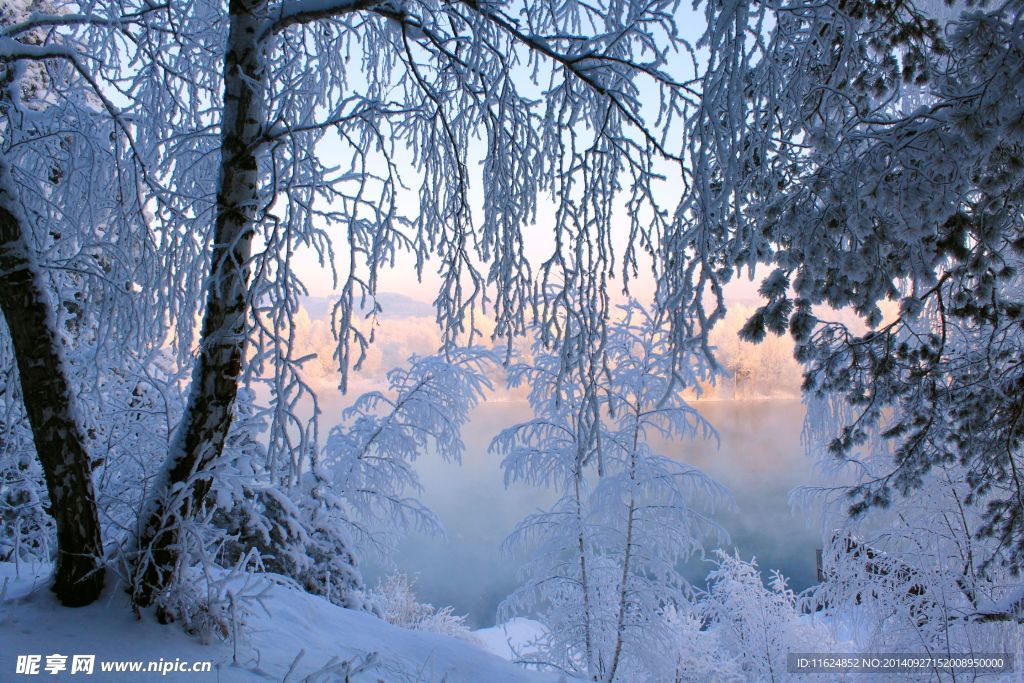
[
  {"x1": 698, "y1": 552, "x2": 830, "y2": 682},
  {"x1": 366, "y1": 573, "x2": 478, "y2": 643}
]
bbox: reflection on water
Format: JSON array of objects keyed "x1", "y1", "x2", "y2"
[{"x1": 365, "y1": 399, "x2": 823, "y2": 629}]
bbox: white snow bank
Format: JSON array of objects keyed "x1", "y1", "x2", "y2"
[
  {"x1": 473, "y1": 618, "x2": 548, "y2": 662},
  {"x1": 0, "y1": 563, "x2": 565, "y2": 682}
]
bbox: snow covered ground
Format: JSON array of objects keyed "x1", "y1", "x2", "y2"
[
  {"x1": 473, "y1": 618, "x2": 548, "y2": 661},
  {"x1": 0, "y1": 563, "x2": 564, "y2": 682}
]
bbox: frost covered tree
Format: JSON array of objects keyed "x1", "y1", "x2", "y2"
[
  {"x1": 318, "y1": 347, "x2": 495, "y2": 548},
  {"x1": 127, "y1": 0, "x2": 705, "y2": 605},
  {"x1": 3, "y1": 0, "x2": 701, "y2": 608},
  {"x1": 494, "y1": 303, "x2": 728, "y2": 681},
  {"x1": 212, "y1": 348, "x2": 494, "y2": 608},
  {"x1": 800, "y1": 397, "x2": 1024, "y2": 663},
  {"x1": 681, "y1": 0, "x2": 1024, "y2": 590},
  {"x1": 364, "y1": 573, "x2": 478, "y2": 642},
  {"x1": 0, "y1": 368, "x2": 51, "y2": 567},
  {"x1": 699, "y1": 553, "x2": 828, "y2": 682},
  {"x1": 8, "y1": 0, "x2": 1018, "y2": 641},
  {"x1": 0, "y1": 0, "x2": 170, "y2": 604}
]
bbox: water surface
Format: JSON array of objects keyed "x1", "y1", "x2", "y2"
[{"x1": 367, "y1": 398, "x2": 824, "y2": 628}]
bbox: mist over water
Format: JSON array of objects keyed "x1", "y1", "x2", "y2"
[{"x1": 364, "y1": 398, "x2": 823, "y2": 629}]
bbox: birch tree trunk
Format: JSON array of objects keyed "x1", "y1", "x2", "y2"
[
  {"x1": 132, "y1": 0, "x2": 265, "y2": 607},
  {"x1": 607, "y1": 405, "x2": 641, "y2": 682},
  {"x1": 574, "y1": 461, "x2": 596, "y2": 675},
  {"x1": 0, "y1": 160, "x2": 105, "y2": 606}
]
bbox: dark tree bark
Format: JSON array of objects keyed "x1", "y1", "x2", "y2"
[
  {"x1": 131, "y1": 0, "x2": 265, "y2": 607},
  {"x1": 0, "y1": 160, "x2": 105, "y2": 607}
]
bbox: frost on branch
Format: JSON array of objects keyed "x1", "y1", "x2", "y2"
[
  {"x1": 214, "y1": 350, "x2": 494, "y2": 609},
  {"x1": 364, "y1": 573, "x2": 478, "y2": 642},
  {"x1": 494, "y1": 302, "x2": 729, "y2": 682},
  {"x1": 685, "y1": 0, "x2": 1024, "y2": 576},
  {"x1": 128, "y1": 0, "x2": 702, "y2": 598},
  {"x1": 798, "y1": 402, "x2": 1024, "y2": 664},
  {"x1": 699, "y1": 552, "x2": 829, "y2": 682}
]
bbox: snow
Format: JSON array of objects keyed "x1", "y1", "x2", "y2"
[
  {"x1": 0, "y1": 563, "x2": 565, "y2": 682},
  {"x1": 473, "y1": 618, "x2": 548, "y2": 661}
]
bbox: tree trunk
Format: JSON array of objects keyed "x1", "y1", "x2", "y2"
[
  {"x1": 606, "y1": 406, "x2": 641, "y2": 682},
  {"x1": 573, "y1": 463, "x2": 596, "y2": 676},
  {"x1": 0, "y1": 160, "x2": 105, "y2": 607},
  {"x1": 132, "y1": 0, "x2": 265, "y2": 607}
]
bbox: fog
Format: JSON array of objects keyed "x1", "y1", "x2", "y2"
[{"x1": 361, "y1": 398, "x2": 823, "y2": 629}]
